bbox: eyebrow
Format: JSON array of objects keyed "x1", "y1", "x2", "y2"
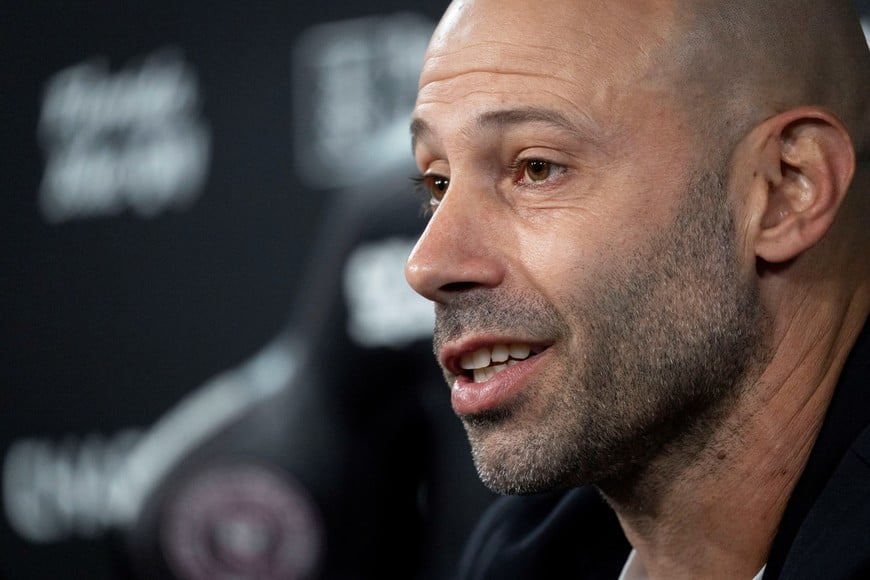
[{"x1": 410, "y1": 107, "x2": 588, "y2": 153}]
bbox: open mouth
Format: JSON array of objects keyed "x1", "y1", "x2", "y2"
[{"x1": 458, "y1": 343, "x2": 547, "y2": 383}]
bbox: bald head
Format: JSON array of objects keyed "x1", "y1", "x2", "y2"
[
  {"x1": 456, "y1": 0, "x2": 870, "y2": 243},
  {"x1": 671, "y1": 0, "x2": 870, "y2": 157},
  {"x1": 424, "y1": 0, "x2": 870, "y2": 155},
  {"x1": 416, "y1": 0, "x2": 870, "y2": 258}
]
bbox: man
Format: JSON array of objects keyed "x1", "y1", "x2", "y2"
[{"x1": 405, "y1": 0, "x2": 870, "y2": 578}]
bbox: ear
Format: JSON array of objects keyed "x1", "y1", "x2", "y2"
[{"x1": 741, "y1": 107, "x2": 855, "y2": 264}]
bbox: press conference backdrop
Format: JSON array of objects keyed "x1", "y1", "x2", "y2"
[
  {"x1": 0, "y1": 1, "x2": 498, "y2": 579},
  {"x1": 2, "y1": 2, "x2": 869, "y2": 579}
]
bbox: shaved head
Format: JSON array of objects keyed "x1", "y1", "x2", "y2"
[
  {"x1": 422, "y1": 0, "x2": 870, "y2": 163},
  {"x1": 670, "y1": 0, "x2": 870, "y2": 158}
]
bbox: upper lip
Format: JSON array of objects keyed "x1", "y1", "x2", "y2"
[{"x1": 438, "y1": 335, "x2": 553, "y2": 377}]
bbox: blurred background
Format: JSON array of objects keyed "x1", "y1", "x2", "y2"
[
  {"x1": 0, "y1": 1, "x2": 498, "y2": 578},
  {"x1": 1, "y1": 1, "x2": 869, "y2": 579}
]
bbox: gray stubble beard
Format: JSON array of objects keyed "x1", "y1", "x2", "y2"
[{"x1": 451, "y1": 168, "x2": 769, "y2": 497}]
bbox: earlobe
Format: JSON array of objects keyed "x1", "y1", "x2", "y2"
[{"x1": 751, "y1": 107, "x2": 855, "y2": 264}]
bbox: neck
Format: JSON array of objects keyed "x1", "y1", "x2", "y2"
[{"x1": 601, "y1": 284, "x2": 869, "y2": 579}]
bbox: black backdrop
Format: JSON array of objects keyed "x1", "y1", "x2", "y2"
[
  {"x1": 1, "y1": 2, "x2": 499, "y2": 579},
  {"x1": 2, "y1": 2, "x2": 869, "y2": 579}
]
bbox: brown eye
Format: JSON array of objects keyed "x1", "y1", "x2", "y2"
[
  {"x1": 412, "y1": 173, "x2": 450, "y2": 214},
  {"x1": 524, "y1": 160, "x2": 552, "y2": 182},
  {"x1": 427, "y1": 174, "x2": 450, "y2": 201}
]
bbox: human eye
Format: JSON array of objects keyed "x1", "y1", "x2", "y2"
[
  {"x1": 410, "y1": 172, "x2": 450, "y2": 216},
  {"x1": 511, "y1": 158, "x2": 566, "y2": 185}
]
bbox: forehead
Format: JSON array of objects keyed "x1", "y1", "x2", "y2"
[
  {"x1": 422, "y1": 0, "x2": 677, "y2": 79},
  {"x1": 414, "y1": 0, "x2": 682, "y2": 147}
]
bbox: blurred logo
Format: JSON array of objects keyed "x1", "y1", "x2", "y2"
[
  {"x1": 343, "y1": 237, "x2": 434, "y2": 348},
  {"x1": 2, "y1": 339, "x2": 299, "y2": 544},
  {"x1": 292, "y1": 13, "x2": 433, "y2": 189},
  {"x1": 2, "y1": 431, "x2": 142, "y2": 542},
  {"x1": 38, "y1": 48, "x2": 211, "y2": 223},
  {"x1": 161, "y1": 462, "x2": 322, "y2": 580}
]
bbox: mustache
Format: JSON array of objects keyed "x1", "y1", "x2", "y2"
[{"x1": 432, "y1": 289, "x2": 566, "y2": 352}]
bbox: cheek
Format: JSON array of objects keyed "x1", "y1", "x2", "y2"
[{"x1": 511, "y1": 215, "x2": 612, "y2": 301}]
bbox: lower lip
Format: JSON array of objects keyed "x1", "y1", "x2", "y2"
[{"x1": 450, "y1": 350, "x2": 550, "y2": 416}]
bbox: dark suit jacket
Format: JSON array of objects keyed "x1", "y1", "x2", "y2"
[{"x1": 458, "y1": 320, "x2": 870, "y2": 579}]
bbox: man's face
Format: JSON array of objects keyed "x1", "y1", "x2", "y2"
[{"x1": 406, "y1": 0, "x2": 766, "y2": 493}]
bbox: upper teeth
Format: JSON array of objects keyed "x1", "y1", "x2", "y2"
[{"x1": 460, "y1": 343, "x2": 533, "y2": 381}]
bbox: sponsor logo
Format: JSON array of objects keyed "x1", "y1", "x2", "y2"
[
  {"x1": 292, "y1": 13, "x2": 433, "y2": 189},
  {"x1": 161, "y1": 462, "x2": 322, "y2": 580},
  {"x1": 38, "y1": 48, "x2": 211, "y2": 223},
  {"x1": 343, "y1": 237, "x2": 434, "y2": 348},
  {"x1": 3, "y1": 431, "x2": 142, "y2": 542}
]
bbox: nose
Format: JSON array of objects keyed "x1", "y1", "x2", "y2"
[{"x1": 405, "y1": 185, "x2": 504, "y2": 303}]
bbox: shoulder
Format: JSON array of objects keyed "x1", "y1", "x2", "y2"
[{"x1": 457, "y1": 486, "x2": 631, "y2": 580}]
